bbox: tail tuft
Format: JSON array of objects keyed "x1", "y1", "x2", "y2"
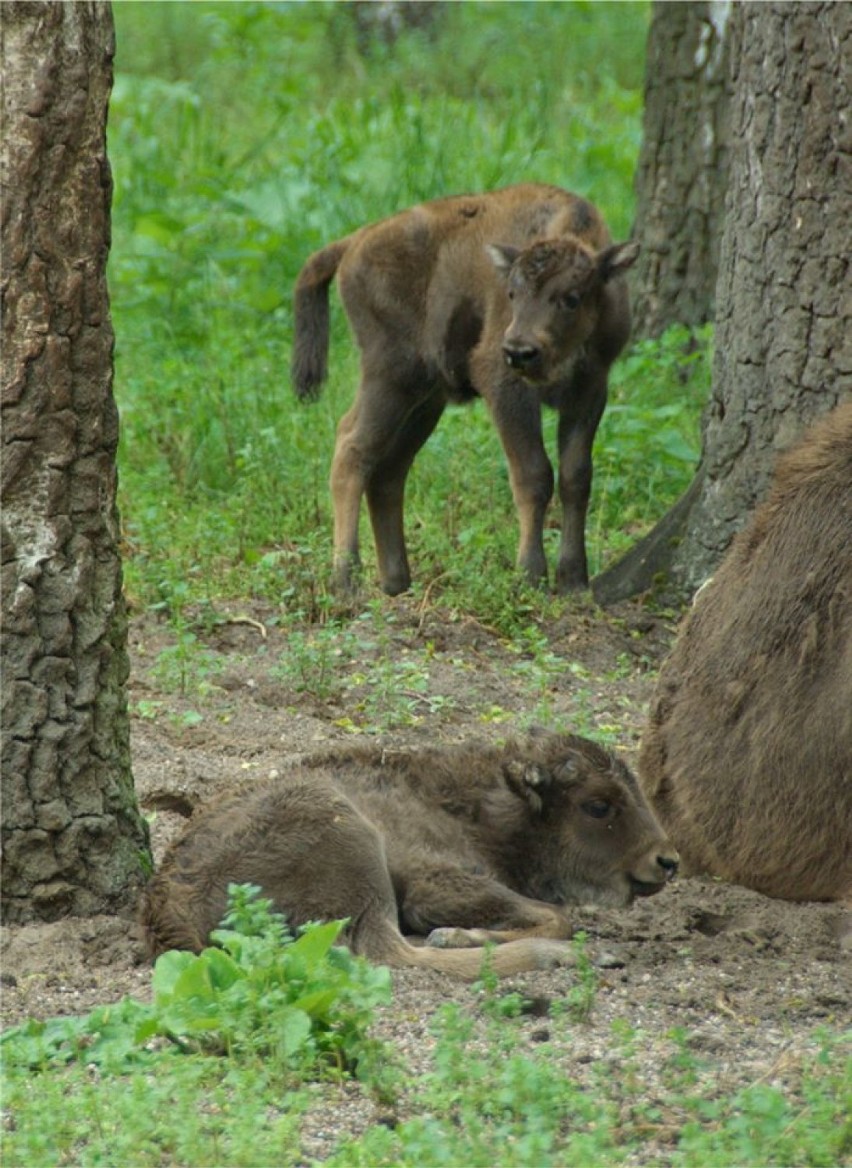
[{"x1": 291, "y1": 239, "x2": 349, "y2": 401}]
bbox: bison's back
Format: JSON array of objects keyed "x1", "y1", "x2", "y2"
[
  {"x1": 639, "y1": 404, "x2": 852, "y2": 901},
  {"x1": 335, "y1": 184, "x2": 610, "y2": 368},
  {"x1": 295, "y1": 741, "x2": 515, "y2": 877}
]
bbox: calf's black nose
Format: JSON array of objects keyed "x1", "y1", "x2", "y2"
[
  {"x1": 657, "y1": 854, "x2": 679, "y2": 878},
  {"x1": 503, "y1": 343, "x2": 539, "y2": 370}
]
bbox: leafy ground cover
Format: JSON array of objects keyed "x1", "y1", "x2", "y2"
[{"x1": 3, "y1": 868, "x2": 849, "y2": 1168}]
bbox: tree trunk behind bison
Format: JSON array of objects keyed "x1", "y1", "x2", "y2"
[
  {"x1": 349, "y1": 2, "x2": 444, "y2": 54},
  {"x1": 1, "y1": 2, "x2": 150, "y2": 924},
  {"x1": 595, "y1": 2, "x2": 852, "y2": 604},
  {"x1": 630, "y1": 1, "x2": 734, "y2": 338}
]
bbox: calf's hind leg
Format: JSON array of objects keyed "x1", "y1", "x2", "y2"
[
  {"x1": 365, "y1": 392, "x2": 445, "y2": 595},
  {"x1": 141, "y1": 782, "x2": 404, "y2": 961},
  {"x1": 331, "y1": 373, "x2": 443, "y2": 594}
]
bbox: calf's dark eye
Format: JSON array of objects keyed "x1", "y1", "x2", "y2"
[
  {"x1": 581, "y1": 799, "x2": 611, "y2": 819},
  {"x1": 561, "y1": 293, "x2": 580, "y2": 310}
]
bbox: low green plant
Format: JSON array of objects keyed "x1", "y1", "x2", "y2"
[
  {"x1": 148, "y1": 631, "x2": 223, "y2": 700},
  {"x1": 1, "y1": 1053, "x2": 308, "y2": 1168},
  {"x1": 2, "y1": 885, "x2": 391, "y2": 1082},
  {"x1": 563, "y1": 930, "x2": 598, "y2": 1023},
  {"x1": 272, "y1": 620, "x2": 356, "y2": 703},
  {"x1": 346, "y1": 652, "x2": 436, "y2": 729},
  {"x1": 2, "y1": 887, "x2": 398, "y2": 1166},
  {"x1": 272, "y1": 604, "x2": 460, "y2": 730},
  {"x1": 142, "y1": 884, "x2": 392, "y2": 1077},
  {"x1": 327, "y1": 1021, "x2": 851, "y2": 1167}
]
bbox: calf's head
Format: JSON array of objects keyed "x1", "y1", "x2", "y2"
[
  {"x1": 487, "y1": 237, "x2": 639, "y2": 383},
  {"x1": 494, "y1": 733, "x2": 678, "y2": 908}
]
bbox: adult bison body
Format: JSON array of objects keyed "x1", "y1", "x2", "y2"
[
  {"x1": 292, "y1": 184, "x2": 639, "y2": 595},
  {"x1": 639, "y1": 403, "x2": 852, "y2": 902},
  {"x1": 141, "y1": 731, "x2": 678, "y2": 979}
]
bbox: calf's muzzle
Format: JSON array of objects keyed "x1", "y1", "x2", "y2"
[{"x1": 503, "y1": 341, "x2": 540, "y2": 370}]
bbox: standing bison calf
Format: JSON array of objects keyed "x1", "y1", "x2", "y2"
[
  {"x1": 141, "y1": 731, "x2": 678, "y2": 979},
  {"x1": 639, "y1": 403, "x2": 852, "y2": 902},
  {"x1": 292, "y1": 183, "x2": 639, "y2": 595}
]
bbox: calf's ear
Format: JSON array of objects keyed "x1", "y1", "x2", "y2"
[
  {"x1": 598, "y1": 240, "x2": 640, "y2": 283},
  {"x1": 486, "y1": 243, "x2": 521, "y2": 278},
  {"x1": 504, "y1": 761, "x2": 552, "y2": 814}
]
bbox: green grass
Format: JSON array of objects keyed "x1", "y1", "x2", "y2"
[
  {"x1": 107, "y1": 1, "x2": 709, "y2": 631},
  {"x1": 4, "y1": 901, "x2": 849, "y2": 1168},
  {"x1": 4, "y1": 898, "x2": 848, "y2": 1168},
  {"x1": 2, "y1": 888, "x2": 394, "y2": 1166},
  {"x1": 327, "y1": 1013, "x2": 851, "y2": 1168},
  {"x1": 4, "y1": 971, "x2": 849, "y2": 1168}
]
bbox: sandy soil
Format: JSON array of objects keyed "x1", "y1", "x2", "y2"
[{"x1": 2, "y1": 596, "x2": 849, "y2": 1158}]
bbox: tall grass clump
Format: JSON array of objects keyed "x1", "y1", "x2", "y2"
[{"x1": 108, "y1": 2, "x2": 706, "y2": 624}]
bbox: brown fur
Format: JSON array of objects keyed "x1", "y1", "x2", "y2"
[
  {"x1": 291, "y1": 183, "x2": 639, "y2": 595},
  {"x1": 140, "y1": 731, "x2": 677, "y2": 979},
  {"x1": 639, "y1": 403, "x2": 852, "y2": 901}
]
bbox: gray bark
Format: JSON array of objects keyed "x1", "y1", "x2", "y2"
[
  {"x1": 597, "y1": 2, "x2": 852, "y2": 602},
  {"x1": 631, "y1": 1, "x2": 734, "y2": 337},
  {"x1": 673, "y1": 1, "x2": 852, "y2": 591},
  {"x1": 1, "y1": 1, "x2": 150, "y2": 923}
]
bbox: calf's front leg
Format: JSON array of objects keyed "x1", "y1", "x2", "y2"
[
  {"x1": 555, "y1": 423, "x2": 594, "y2": 592},
  {"x1": 489, "y1": 386, "x2": 553, "y2": 586},
  {"x1": 555, "y1": 373, "x2": 607, "y2": 592},
  {"x1": 399, "y1": 863, "x2": 573, "y2": 947}
]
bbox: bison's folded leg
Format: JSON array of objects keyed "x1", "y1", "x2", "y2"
[{"x1": 399, "y1": 863, "x2": 572, "y2": 941}]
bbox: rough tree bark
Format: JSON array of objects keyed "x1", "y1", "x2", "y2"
[
  {"x1": 631, "y1": 1, "x2": 734, "y2": 338},
  {"x1": 1, "y1": 2, "x2": 150, "y2": 924},
  {"x1": 596, "y1": 2, "x2": 852, "y2": 603}
]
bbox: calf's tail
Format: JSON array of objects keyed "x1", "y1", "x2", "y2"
[{"x1": 291, "y1": 238, "x2": 350, "y2": 401}]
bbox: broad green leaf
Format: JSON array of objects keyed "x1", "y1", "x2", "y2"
[
  {"x1": 285, "y1": 919, "x2": 346, "y2": 968},
  {"x1": 171, "y1": 956, "x2": 218, "y2": 1005},
  {"x1": 278, "y1": 1008, "x2": 313, "y2": 1057},
  {"x1": 152, "y1": 949, "x2": 196, "y2": 1001},
  {"x1": 200, "y1": 946, "x2": 243, "y2": 991},
  {"x1": 290, "y1": 987, "x2": 339, "y2": 1019}
]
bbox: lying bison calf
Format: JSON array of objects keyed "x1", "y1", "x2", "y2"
[
  {"x1": 141, "y1": 731, "x2": 678, "y2": 978},
  {"x1": 639, "y1": 403, "x2": 852, "y2": 902},
  {"x1": 292, "y1": 183, "x2": 639, "y2": 595}
]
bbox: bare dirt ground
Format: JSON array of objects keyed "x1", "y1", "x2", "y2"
[{"x1": 2, "y1": 596, "x2": 849, "y2": 1157}]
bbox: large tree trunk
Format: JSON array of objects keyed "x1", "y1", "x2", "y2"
[
  {"x1": 676, "y1": 1, "x2": 852, "y2": 591},
  {"x1": 596, "y1": 2, "x2": 852, "y2": 604},
  {"x1": 1, "y1": 2, "x2": 150, "y2": 924},
  {"x1": 630, "y1": 1, "x2": 734, "y2": 338}
]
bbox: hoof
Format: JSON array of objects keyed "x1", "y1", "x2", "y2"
[
  {"x1": 528, "y1": 939, "x2": 577, "y2": 970},
  {"x1": 426, "y1": 927, "x2": 481, "y2": 949}
]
